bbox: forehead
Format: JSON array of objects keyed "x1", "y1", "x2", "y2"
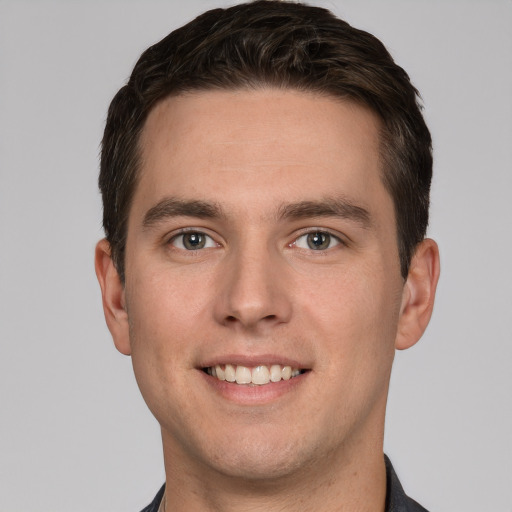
[{"x1": 134, "y1": 88, "x2": 389, "y2": 220}]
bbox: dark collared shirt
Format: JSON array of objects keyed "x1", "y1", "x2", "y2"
[
  {"x1": 140, "y1": 456, "x2": 428, "y2": 512},
  {"x1": 384, "y1": 456, "x2": 428, "y2": 512}
]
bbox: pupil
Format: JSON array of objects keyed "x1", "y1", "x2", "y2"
[
  {"x1": 308, "y1": 232, "x2": 329, "y2": 250},
  {"x1": 184, "y1": 233, "x2": 205, "y2": 250}
]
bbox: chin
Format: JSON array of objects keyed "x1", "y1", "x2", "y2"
[
  {"x1": 211, "y1": 452, "x2": 301, "y2": 482},
  {"x1": 199, "y1": 428, "x2": 317, "y2": 482}
]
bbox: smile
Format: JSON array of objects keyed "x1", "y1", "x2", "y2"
[{"x1": 204, "y1": 364, "x2": 305, "y2": 385}]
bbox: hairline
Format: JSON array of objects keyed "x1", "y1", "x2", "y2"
[{"x1": 133, "y1": 82, "x2": 397, "y2": 213}]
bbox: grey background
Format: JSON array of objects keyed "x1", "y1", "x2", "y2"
[{"x1": 1, "y1": 1, "x2": 511, "y2": 510}]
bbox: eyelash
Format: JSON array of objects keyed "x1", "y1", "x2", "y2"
[
  {"x1": 166, "y1": 228, "x2": 345, "y2": 252},
  {"x1": 290, "y1": 230, "x2": 344, "y2": 252},
  {"x1": 168, "y1": 230, "x2": 218, "y2": 251}
]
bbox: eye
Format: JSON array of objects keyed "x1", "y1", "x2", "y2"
[
  {"x1": 170, "y1": 231, "x2": 217, "y2": 250},
  {"x1": 293, "y1": 231, "x2": 340, "y2": 251}
]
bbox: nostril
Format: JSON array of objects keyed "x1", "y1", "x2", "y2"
[{"x1": 222, "y1": 312, "x2": 280, "y2": 329}]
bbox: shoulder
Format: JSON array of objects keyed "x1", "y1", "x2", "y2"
[
  {"x1": 385, "y1": 456, "x2": 429, "y2": 512},
  {"x1": 139, "y1": 484, "x2": 165, "y2": 512}
]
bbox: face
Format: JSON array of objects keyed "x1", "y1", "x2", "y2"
[{"x1": 97, "y1": 89, "x2": 433, "y2": 484}]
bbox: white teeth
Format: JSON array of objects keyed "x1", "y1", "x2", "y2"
[
  {"x1": 270, "y1": 364, "x2": 282, "y2": 382},
  {"x1": 207, "y1": 364, "x2": 303, "y2": 385},
  {"x1": 235, "y1": 365, "x2": 252, "y2": 384},
  {"x1": 252, "y1": 365, "x2": 270, "y2": 385},
  {"x1": 215, "y1": 365, "x2": 225, "y2": 381},
  {"x1": 224, "y1": 364, "x2": 236, "y2": 382}
]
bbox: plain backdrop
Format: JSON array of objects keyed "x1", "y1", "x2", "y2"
[{"x1": 1, "y1": 1, "x2": 511, "y2": 511}]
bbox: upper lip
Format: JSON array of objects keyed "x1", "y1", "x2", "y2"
[{"x1": 199, "y1": 354, "x2": 309, "y2": 369}]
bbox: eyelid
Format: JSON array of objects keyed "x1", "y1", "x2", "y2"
[
  {"x1": 167, "y1": 228, "x2": 219, "y2": 250},
  {"x1": 290, "y1": 228, "x2": 346, "y2": 250}
]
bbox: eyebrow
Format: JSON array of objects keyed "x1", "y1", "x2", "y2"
[
  {"x1": 142, "y1": 196, "x2": 372, "y2": 230},
  {"x1": 277, "y1": 198, "x2": 372, "y2": 228},
  {"x1": 142, "y1": 197, "x2": 223, "y2": 228}
]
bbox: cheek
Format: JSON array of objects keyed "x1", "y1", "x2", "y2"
[
  {"x1": 123, "y1": 272, "x2": 194, "y2": 386},
  {"x1": 298, "y1": 263, "x2": 402, "y2": 366},
  {"x1": 124, "y1": 264, "x2": 221, "y2": 410},
  {"x1": 127, "y1": 262, "x2": 216, "y2": 337},
  {"x1": 125, "y1": 275, "x2": 199, "y2": 427}
]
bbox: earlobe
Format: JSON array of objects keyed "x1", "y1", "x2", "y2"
[
  {"x1": 94, "y1": 239, "x2": 132, "y2": 355},
  {"x1": 395, "y1": 238, "x2": 440, "y2": 350}
]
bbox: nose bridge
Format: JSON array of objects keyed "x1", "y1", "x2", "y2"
[{"x1": 215, "y1": 234, "x2": 292, "y2": 329}]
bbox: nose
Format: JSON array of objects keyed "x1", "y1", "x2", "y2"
[{"x1": 213, "y1": 243, "x2": 293, "y2": 331}]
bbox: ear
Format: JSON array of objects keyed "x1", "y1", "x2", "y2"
[
  {"x1": 94, "y1": 239, "x2": 131, "y2": 355},
  {"x1": 395, "y1": 238, "x2": 440, "y2": 350}
]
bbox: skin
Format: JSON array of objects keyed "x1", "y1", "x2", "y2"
[{"x1": 96, "y1": 89, "x2": 440, "y2": 512}]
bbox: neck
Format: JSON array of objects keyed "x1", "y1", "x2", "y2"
[{"x1": 161, "y1": 434, "x2": 387, "y2": 512}]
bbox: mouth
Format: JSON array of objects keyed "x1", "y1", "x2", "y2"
[{"x1": 203, "y1": 364, "x2": 307, "y2": 386}]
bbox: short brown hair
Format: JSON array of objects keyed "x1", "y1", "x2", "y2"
[{"x1": 100, "y1": 0, "x2": 432, "y2": 282}]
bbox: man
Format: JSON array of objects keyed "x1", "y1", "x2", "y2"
[{"x1": 95, "y1": 1, "x2": 440, "y2": 510}]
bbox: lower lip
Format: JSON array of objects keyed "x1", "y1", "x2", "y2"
[{"x1": 199, "y1": 370, "x2": 309, "y2": 405}]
